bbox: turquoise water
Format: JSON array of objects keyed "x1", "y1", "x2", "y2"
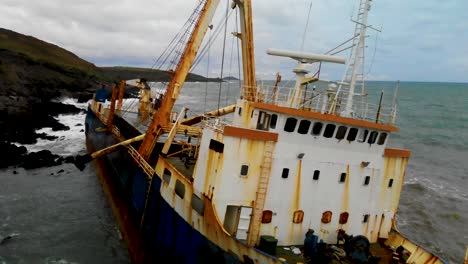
[{"x1": 177, "y1": 81, "x2": 468, "y2": 263}]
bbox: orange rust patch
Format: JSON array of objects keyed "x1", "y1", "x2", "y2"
[
  {"x1": 384, "y1": 148, "x2": 411, "y2": 158},
  {"x1": 252, "y1": 102, "x2": 399, "y2": 132},
  {"x1": 224, "y1": 125, "x2": 278, "y2": 142}
]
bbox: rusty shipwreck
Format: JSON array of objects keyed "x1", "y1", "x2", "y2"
[{"x1": 80, "y1": 0, "x2": 449, "y2": 263}]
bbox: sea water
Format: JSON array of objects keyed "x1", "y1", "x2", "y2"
[{"x1": 0, "y1": 81, "x2": 466, "y2": 263}]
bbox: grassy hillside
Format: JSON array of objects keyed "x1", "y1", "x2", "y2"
[{"x1": 100, "y1": 66, "x2": 221, "y2": 82}]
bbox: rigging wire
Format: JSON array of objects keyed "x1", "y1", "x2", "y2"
[
  {"x1": 225, "y1": 13, "x2": 237, "y2": 108},
  {"x1": 300, "y1": 1, "x2": 313, "y2": 51},
  {"x1": 235, "y1": 8, "x2": 242, "y2": 87},
  {"x1": 204, "y1": 27, "x2": 213, "y2": 113},
  {"x1": 217, "y1": 1, "x2": 229, "y2": 113},
  {"x1": 365, "y1": 32, "x2": 379, "y2": 77}
]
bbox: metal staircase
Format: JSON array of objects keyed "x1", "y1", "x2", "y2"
[{"x1": 247, "y1": 141, "x2": 275, "y2": 246}]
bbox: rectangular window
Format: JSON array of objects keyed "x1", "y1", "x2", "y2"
[
  {"x1": 357, "y1": 129, "x2": 369, "y2": 143},
  {"x1": 388, "y1": 179, "x2": 394, "y2": 188},
  {"x1": 313, "y1": 170, "x2": 320, "y2": 180},
  {"x1": 323, "y1": 124, "x2": 336, "y2": 138},
  {"x1": 281, "y1": 168, "x2": 289, "y2": 178},
  {"x1": 339, "y1": 172, "x2": 347, "y2": 183},
  {"x1": 347, "y1": 128, "x2": 358, "y2": 141},
  {"x1": 209, "y1": 139, "x2": 224, "y2": 153},
  {"x1": 368, "y1": 131, "x2": 378, "y2": 144},
  {"x1": 335, "y1": 126, "x2": 348, "y2": 140},
  {"x1": 284, "y1": 117, "x2": 298, "y2": 132},
  {"x1": 270, "y1": 114, "x2": 278, "y2": 129},
  {"x1": 377, "y1": 133, "x2": 388, "y2": 145},
  {"x1": 163, "y1": 168, "x2": 171, "y2": 183},
  {"x1": 298, "y1": 120, "x2": 311, "y2": 134},
  {"x1": 256, "y1": 111, "x2": 271, "y2": 131},
  {"x1": 364, "y1": 176, "x2": 370, "y2": 185},
  {"x1": 175, "y1": 180, "x2": 185, "y2": 199},
  {"x1": 311, "y1": 122, "x2": 323, "y2": 136},
  {"x1": 238, "y1": 107, "x2": 242, "y2": 115},
  {"x1": 363, "y1": 214, "x2": 369, "y2": 223},
  {"x1": 240, "y1": 164, "x2": 249, "y2": 176}
]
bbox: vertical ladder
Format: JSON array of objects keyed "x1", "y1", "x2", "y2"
[{"x1": 247, "y1": 141, "x2": 275, "y2": 246}]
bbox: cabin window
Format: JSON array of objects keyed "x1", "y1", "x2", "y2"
[
  {"x1": 323, "y1": 124, "x2": 336, "y2": 138},
  {"x1": 368, "y1": 131, "x2": 378, "y2": 144},
  {"x1": 321, "y1": 211, "x2": 332, "y2": 224},
  {"x1": 256, "y1": 111, "x2": 271, "y2": 131},
  {"x1": 251, "y1": 110, "x2": 254, "y2": 118},
  {"x1": 293, "y1": 210, "x2": 304, "y2": 224},
  {"x1": 347, "y1": 128, "x2": 358, "y2": 141},
  {"x1": 364, "y1": 176, "x2": 370, "y2": 185},
  {"x1": 262, "y1": 210, "x2": 273, "y2": 224},
  {"x1": 163, "y1": 168, "x2": 171, "y2": 183},
  {"x1": 313, "y1": 170, "x2": 320, "y2": 180},
  {"x1": 339, "y1": 172, "x2": 347, "y2": 183},
  {"x1": 191, "y1": 194, "x2": 204, "y2": 215},
  {"x1": 281, "y1": 168, "x2": 289, "y2": 179},
  {"x1": 339, "y1": 212, "x2": 349, "y2": 224},
  {"x1": 363, "y1": 214, "x2": 370, "y2": 223},
  {"x1": 357, "y1": 129, "x2": 369, "y2": 142},
  {"x1": 209, "y1": 139, "x2": 224, "y2": 153},
  {"x1": 335, "y1": 126, "x2": 348, "y2": 140},
  {"x1": 238, "y1": 107, "x2": 242, "y2": 116},
  {"x1": 175, "y1": 180, "x2": 185, "y2": 199},
  {"x1": 270, "y1": 114, "x2": 278, "y2": 129},
  {"x1": 240, "y1": 164, "x2": 249, "y2": 176},
  {"x1": 311, "y1": 122, "x2": 323, "y2": 136},
  {"x1": 284, "y1": 117, "x2": 298, "y2": 132},
  {"x1": 298, "y1": 120, "x2": 311, "y2": 134},
  {"x1": 377, "y1": 133, "x2": 388, "y2": 145},
  {"x1": 388, "y1": 179, "x2": 394, "y2": 188}
]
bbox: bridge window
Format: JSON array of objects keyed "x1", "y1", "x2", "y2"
[
  {"x1": 313, "y1": 170, "x2": 320, "y2": 180},
  {"x1": 336, "y1": 126, "x2": 348, "y2": 140},
  {"x1": 347, "y1": 128, "x2": 358, "y2": 141},
  {"x1": 281, "y1": 168, "x2": 289, "y2": 179},
  {"x1": 209, "y1": 139, "x2": 224, "y2": 153},
  {"x1": 284, "y1": 117, "x2": 297, "y2": 132},
  {"x1": 298, "y1": 120, "x2": 311, "y2": 134},
  {"x1": 311, "y1": 122, "x2": 323, "y2": 135},
  {"x1": 270, "y1": 114, "x2": 278, "y2": 129},
  {"x1": 175, "y1": 180, "x2": 185, "y2": 199},
  {"x1": 256, "y1": 111, "x2": 271, "y2": 131},
  {"x1": 323, "y1": 124, "x2": 336, "y2": 138},
  {"x1": 364, "y1": 176, "x2": 370, "y2": 185},
  {"x1": 368, "y1": 131, "x2": 378, "y2": 144},
  {"x1": 378, "y1": 132, "x2": 388, "y2": 145},
  {"x1": 388, "y1": 179, "x2": 394, "y2": 188},
  {"x1": 238, "y1": 107, "x2": 242, "y2": 116},
  {"x1": 339, "y1": 172, "x2": 347, "y2": 183},
  {"x1": 357, "y1": 129, "x2": 369, "y2": 143}
]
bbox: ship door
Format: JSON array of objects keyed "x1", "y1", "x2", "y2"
[{"x1": 223, "y1": 206, "x2": 253, "y2": 240}]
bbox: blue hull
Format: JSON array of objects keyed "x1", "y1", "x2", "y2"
[{"x1": 85, "y1": 108, "x2": 242, "y2": 264}]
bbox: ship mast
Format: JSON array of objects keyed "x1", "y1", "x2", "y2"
[
  {"x1": 138, "y1": 0, "x2": 221, "y2": 159},
  {"x1": 233, "y1": 0, "x2": 257, "y2": 100},
  {"x1": 332, "y1": 0, "x2": 374, "y2": 117}
]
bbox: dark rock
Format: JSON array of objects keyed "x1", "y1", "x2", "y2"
[
  {"x1": 80, "y1": 129, "x2": 84, "y2": 132},
  {"x1": 20, "y1": 150, "x2": 61, "y2": 170},
  {"x1": 75, "y1": 123, "x2": 83, "y2": 126},
  {"x1": 57, "y1": 169, "x2": 65, "y2": 173},
  {"x1": 0, "y1": 141, "x2": 27, "y2": 168},
  {"x1": 13, "y1": 170, "x2": 17, "y2": 174},
  {"x1": 63, "y1": 156, "x2": 75, "y2": 163}
]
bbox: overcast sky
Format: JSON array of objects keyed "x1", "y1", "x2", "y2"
[{"x1": 1, "y1": 0, "x2": 467, "y2": 82}]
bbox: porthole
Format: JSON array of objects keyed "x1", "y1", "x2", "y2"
[
  {"x1": 339, "y1": 212, "x2": 349, "y2": 224},
  {"x1": 322, "y1": 211, "x2": 332, "y2": 224},
  {"x1": 339, "y1": 172, "x2": 347, "y2": 183},
  {"x1": 281, "y1": 168, "x2": 289, "y2": 179},
  {"x1": 293, "y1": 210, "x2": 304, "y2": 224},
  {"x1": 388, "y1": 179, "x2": 394, "y2": 188},
  {"x1": 262, "y1": 210, "x2": 273, "y2": 224},
  {"x1": 313, "y1": 170, "x2": 320, "y2": 180},
  {"x1": 364, "y1": 176, "x2": 370, "y2": 185},
  {"x1": 240, "y1": 164, "x2": 249, "y2": 176}
]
